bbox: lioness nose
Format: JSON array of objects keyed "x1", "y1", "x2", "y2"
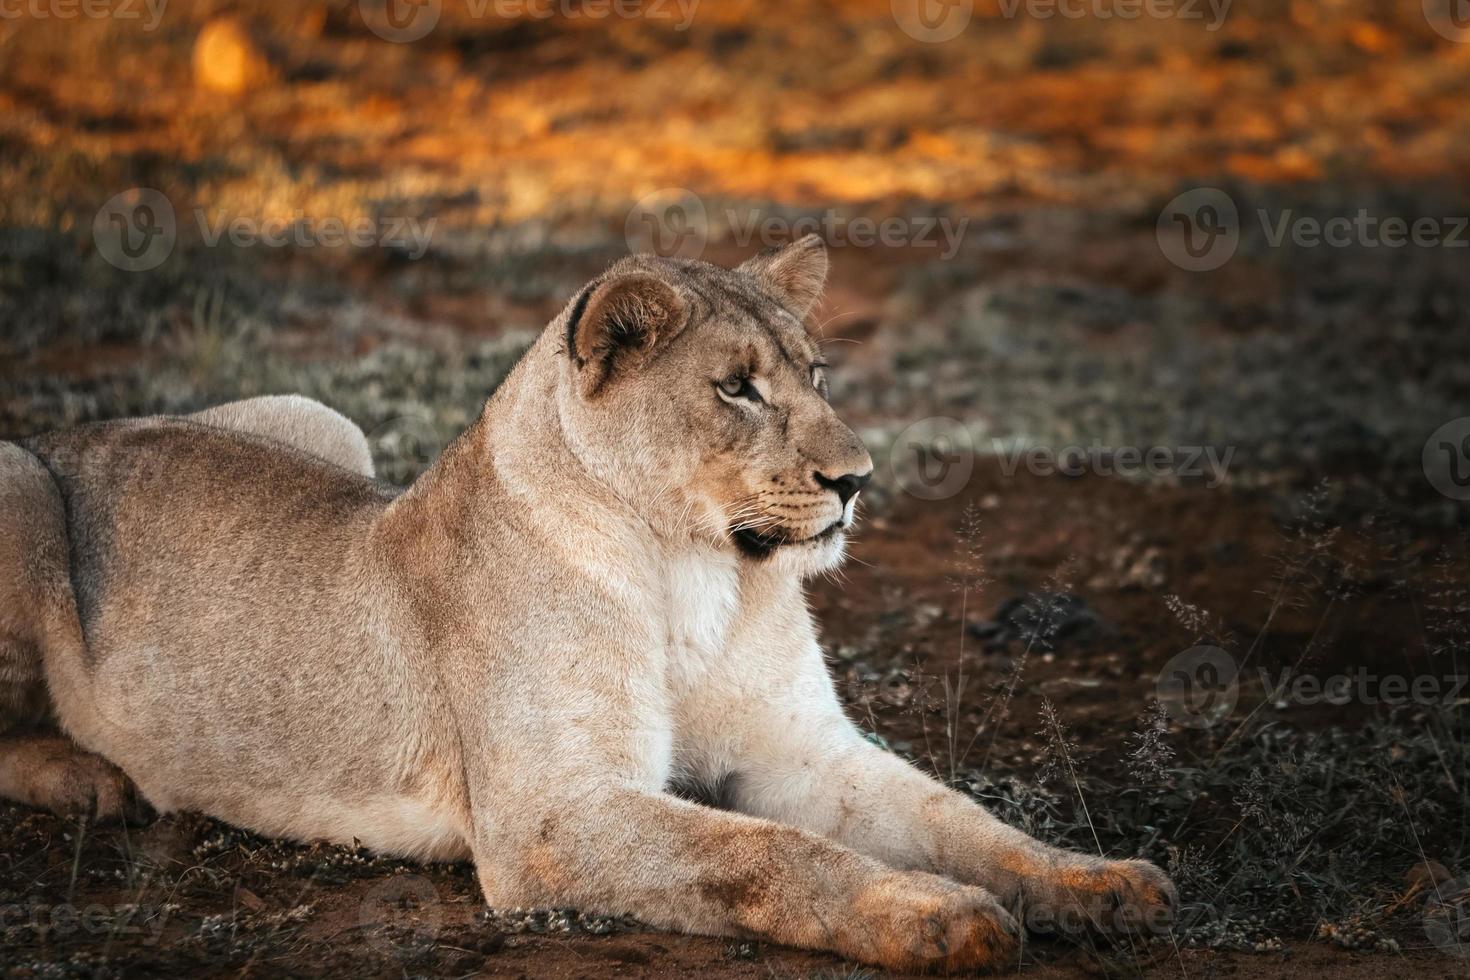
[{"x1": 815, "y1": 469, "x2": 871, "y2": 505}]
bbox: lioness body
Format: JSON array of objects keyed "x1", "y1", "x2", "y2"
[{"x1": 0, "y1": 241, "x2": 1173, "y2": 971}]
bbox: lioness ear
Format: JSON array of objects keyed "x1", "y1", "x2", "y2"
[
  {"x1": 738, "y1": 234, "x2": 829, "y2": 321},
  {"x1": 565, "y1": 272, "x2": 685, "y2": 397}
]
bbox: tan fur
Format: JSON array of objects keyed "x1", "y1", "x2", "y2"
[
  {"x1": 0, "y1": 238, "x2": 1172, "y2": 971},
  {"x1": 0, "y1": 396, "x2": 375, "y2": 818},
  {"x1": 191, "y1": 395, "x2": 376, "y2": 478}
]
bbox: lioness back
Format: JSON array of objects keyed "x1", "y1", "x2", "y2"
[{"x1": 25, "y1": 418, "x2": 393, "y2": 645}]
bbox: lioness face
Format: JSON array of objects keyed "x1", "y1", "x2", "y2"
[
  {"x1": 672, "y1": 296, "x2": 872, "y2": 574},
  {"x1": 561, "y1": 236, "x2": 872, "y2": 575}
]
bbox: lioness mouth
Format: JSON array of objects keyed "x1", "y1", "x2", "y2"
[{"x1": 732, "y1": 520, "x2": 845, "y2": 560}]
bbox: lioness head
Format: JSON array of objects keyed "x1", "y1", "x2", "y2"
[{"x1": 556, "y1": 235, "x2": 872, "y2": 576}]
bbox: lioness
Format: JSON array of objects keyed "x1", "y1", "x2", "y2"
[{"x1": 0, "y1": 238, "x2": 1172, "y2": 972}]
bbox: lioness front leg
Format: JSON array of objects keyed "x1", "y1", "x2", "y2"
[
  {"x1": 714, "y1": 652, "x2": 1176, "y2": 936},
  {"x1": 472, "y1": 785, "x2": 1020, "y2": 972}
]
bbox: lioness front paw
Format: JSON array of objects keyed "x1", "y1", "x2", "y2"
[
  {"x1": 1024, "y1": 857, "x2": 1176, "y2": 936},
  {"x1": 846, "y1": 871, "x2": 1020, "y2": 973}
]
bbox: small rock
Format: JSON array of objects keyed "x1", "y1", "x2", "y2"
[
  {"x1": 234, "y1": 885, "x2": 265, "y2": 912},
  {"x1": 967, "y1": 619, "x2": 1005, "y2": 640},
  {"x1": 1118, "y1": 545, "x2": 1168, "y2": 591},
  {"x1": 193, "y1": 18, "x2": 277, "y2": 95},
  {"x1": 990, "y1": 593, "x2": 1107, "y2": 652},
  {"x1": 913, "y1": 602, "x2": 944, "y2": 629},
  {"x1": 443, "y1": 950, "x2": 482, "y2": 973},
  {"x1": 1037, "y1": 676, "x2": 1104, "y2": 697}
]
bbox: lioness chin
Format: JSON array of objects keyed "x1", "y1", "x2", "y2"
[{"x1": 0, "y1": 237, "x2": 1173, "y2": 972}]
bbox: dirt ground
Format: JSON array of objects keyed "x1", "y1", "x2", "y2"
[
  {"x1": 2, "y1": 462, "x2": 1467, "y2": 978},
  {"x1": 4, "y1": 1, "x2": 1470, "y2": 977}
]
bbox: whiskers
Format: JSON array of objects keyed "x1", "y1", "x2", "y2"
[
  {"x1": 659, "y1": 482, "x2": 855, "y2": 556},
  {"x1": 716, "y1": 495, "x2": 786, "y2": 544},
  {"x1": 682, "y1": 491, "x2": 770, "y2": 545}
]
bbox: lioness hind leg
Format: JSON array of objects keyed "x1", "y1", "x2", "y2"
[
  {"x1": 0, "y1": 732, "x2": 137, "y2": 819},
  {"x1": 0, "y1": 635, "x2": 48, "y2": 732},
  {"x1": 0, "y1": 441, "x2": 63, "y2": 737},
  {"x1": 190, "y1": 395, "x2": 375, "y2": 477},
  {"x1": 0, "y1": 442, "x2": 138, "y2": 820}
]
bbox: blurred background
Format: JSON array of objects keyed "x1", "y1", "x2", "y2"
[
  {"x1": 3, "y1": 1, "x2": 1470, "y2": 976},
  {"x1": 3, "y1": 0, "x2": 1469, "y2": 495}
]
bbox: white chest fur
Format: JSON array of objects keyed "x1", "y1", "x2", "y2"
[{"x1": 663, "y1": 547, "x2": 740, "y2": 676}]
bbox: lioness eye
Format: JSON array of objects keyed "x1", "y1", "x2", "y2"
[
  {"x1": 717, "y1": 375, "x2": 762, "y2": 403},
  {"x1": 811, "y1": 363, "x2": 830, "y2": 399}
]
